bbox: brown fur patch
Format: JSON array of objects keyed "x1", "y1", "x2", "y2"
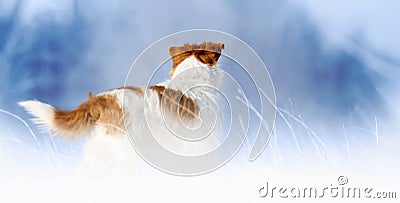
[
  {"x1": 168, "y1": 42, "x2": 224, "y2": 77},
  {"x1": 53, "y1": 94, "x2": 124, "y2": 138},
  {"x1": 149, "y1": 86, "x2": 199, "y2": 121}
]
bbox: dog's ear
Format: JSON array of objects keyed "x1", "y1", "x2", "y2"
[
  {"x1": 168, "y1": 43, "x2": 193, "y2": 58},
  {"x1": 216, "y1": 43, "x2": 224, "y2": 52},
  {"x1": 194, "y1": 42, "x2": 224, "y2": 66},
  {"x1": 196, "y1": 51, "x2": 221, "y2": 66},
  {"x1": 168, "y1": 46, "x2": 180, "y2": 58}
]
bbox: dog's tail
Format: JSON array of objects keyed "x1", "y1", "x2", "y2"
[{"x1": 19, "y1": 93, "x2": 124, "y2": 138}]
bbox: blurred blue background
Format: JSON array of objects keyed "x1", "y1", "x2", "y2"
[{"x1": 0, "y1": 0, "x2": 399, "y2": 176}]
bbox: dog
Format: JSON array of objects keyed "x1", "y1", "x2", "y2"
[{"x1": 19, "y1": 42, "x2": 225, "y2": 175}]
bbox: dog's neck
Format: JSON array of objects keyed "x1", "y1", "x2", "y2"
[{"x1": 161, "y1": 55, "x2": 223, "y2": 93}]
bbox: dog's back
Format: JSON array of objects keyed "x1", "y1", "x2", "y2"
[{"x1": 20, "y1": 42, "x2": 225, "y2": 175}]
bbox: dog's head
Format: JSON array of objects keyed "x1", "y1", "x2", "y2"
[{"x1": 168, "y1": 42, "x2": 224, "y2": 77}]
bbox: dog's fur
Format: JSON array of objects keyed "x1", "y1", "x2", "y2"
[{"x1": 19, "y1": 42, "x2": 224, "y2": 175}]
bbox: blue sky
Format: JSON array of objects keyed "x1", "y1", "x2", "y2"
[{"x1": 0, "y1": 0, "x2": 399, "y2": 177}]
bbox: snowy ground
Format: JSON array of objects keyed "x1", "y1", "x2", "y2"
[{"x1": 1, "y1": 103, "x2": 399, "y2": 202}]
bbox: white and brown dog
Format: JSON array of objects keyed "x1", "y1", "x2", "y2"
[{"x1": 19, "y1": 42, "x2": 225, "y2": 175}]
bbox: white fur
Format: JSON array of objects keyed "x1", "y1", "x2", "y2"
[
  {"x1": 76, "y1": 125, "x2": 138, "y2": 176},
  {"x1": 18, "y1": 100, "x2": 55, "y2": 132},
  {"x1": 142, "y1": 56, "x2": 223, "y2": 156}
]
